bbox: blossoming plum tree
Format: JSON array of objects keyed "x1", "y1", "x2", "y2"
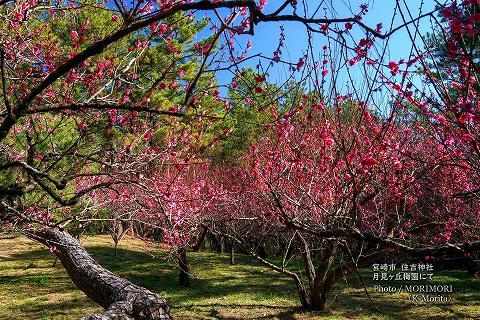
[
  {"x1": 1, "y1": 0, "x2": 478, "y2": 318},
  {"x1": 202, "y1": 95, "x2": 480, "y2": 310}
]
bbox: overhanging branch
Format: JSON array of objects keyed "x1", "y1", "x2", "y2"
[
  {"x1": 290, "y1": 222, "x2": 480, "y2": 257},
  {"x1": 24, "y1": 102, "x2": 185, "y2": 117}
]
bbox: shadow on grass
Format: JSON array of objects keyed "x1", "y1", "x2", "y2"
[
  {"x1": 2, "y1": 240, "x2": 479, "y2": 320},
  {"x1": 1, "y1": 244, "x2": 299, "y2": 319},
  {"x1": 207, "y1": 305, "x2": 303, "y2": 320}
]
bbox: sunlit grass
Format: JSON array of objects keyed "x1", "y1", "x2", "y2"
[{"x1": 0, "y1": 235, "x2": 478, "y2": 319}]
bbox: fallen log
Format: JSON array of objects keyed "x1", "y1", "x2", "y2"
[{"x1": 35, "y1": 228, "x2": 172, "y2": 320}]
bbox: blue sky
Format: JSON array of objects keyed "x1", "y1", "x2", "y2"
[
  {"x1": 249, "y1": 0, "x2": 439, "y2": 60},
  {"x1": 198, "y1": 0, "x2": 442, "y2": 100}
]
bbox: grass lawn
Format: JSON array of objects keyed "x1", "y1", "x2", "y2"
[{"x1": 0, "y1": 235, "x2": 479, "y2": 320}]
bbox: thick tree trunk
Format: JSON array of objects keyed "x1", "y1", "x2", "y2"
[
  {"x1": 178, "y1": 247, "x2": 190, "y2": 287},
  {"x1": 191, "y1": 226, "x2": 207, "y2": 252},
  {"x1": 465, "y1": 257, "x2": 480, "y2": 277},
  {"x1": 256, "y1": 243, "x2": 267, "y2": 259},
  {"x1": 207, "y1": 233, "x2": 222, "y2": 252},
  {"x1": 36, "y1": 228, "x2": 172, "y2": 320},
  {"x1": 307, "y1": 280, "x2": 333, "y2": 311},
  {"x1": 308, "y1": 290, "x2": 328, "y2": 311}
]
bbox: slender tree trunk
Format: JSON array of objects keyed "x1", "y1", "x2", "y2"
[
  {"x1": 111, "y1": 219, "x2": 124, "y2": 257},
  {"x1": 52, "y1": 256, "x2": 58, "y2": 267},
  {"x1": 294, "y1": 280, "x2": 310, "y2": 309},
  {"x1": 220, "y1": 236, "x2": 226, "y2": 253},
  {"x1": 229, "y1": 241, "x2": 235, "y2": 265},
  {"x1": 178, "y1": 247, "x2": 190, "y2": 287},
  {"x1": 36, "y1": 228, "x2": 172, "y2": 320},
  {"x1": 114, "y1": 241, "x2": 119, "y2": 257},
  {"x1": 285, "y1": 243, "x2": 294, "y2": 260}
]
